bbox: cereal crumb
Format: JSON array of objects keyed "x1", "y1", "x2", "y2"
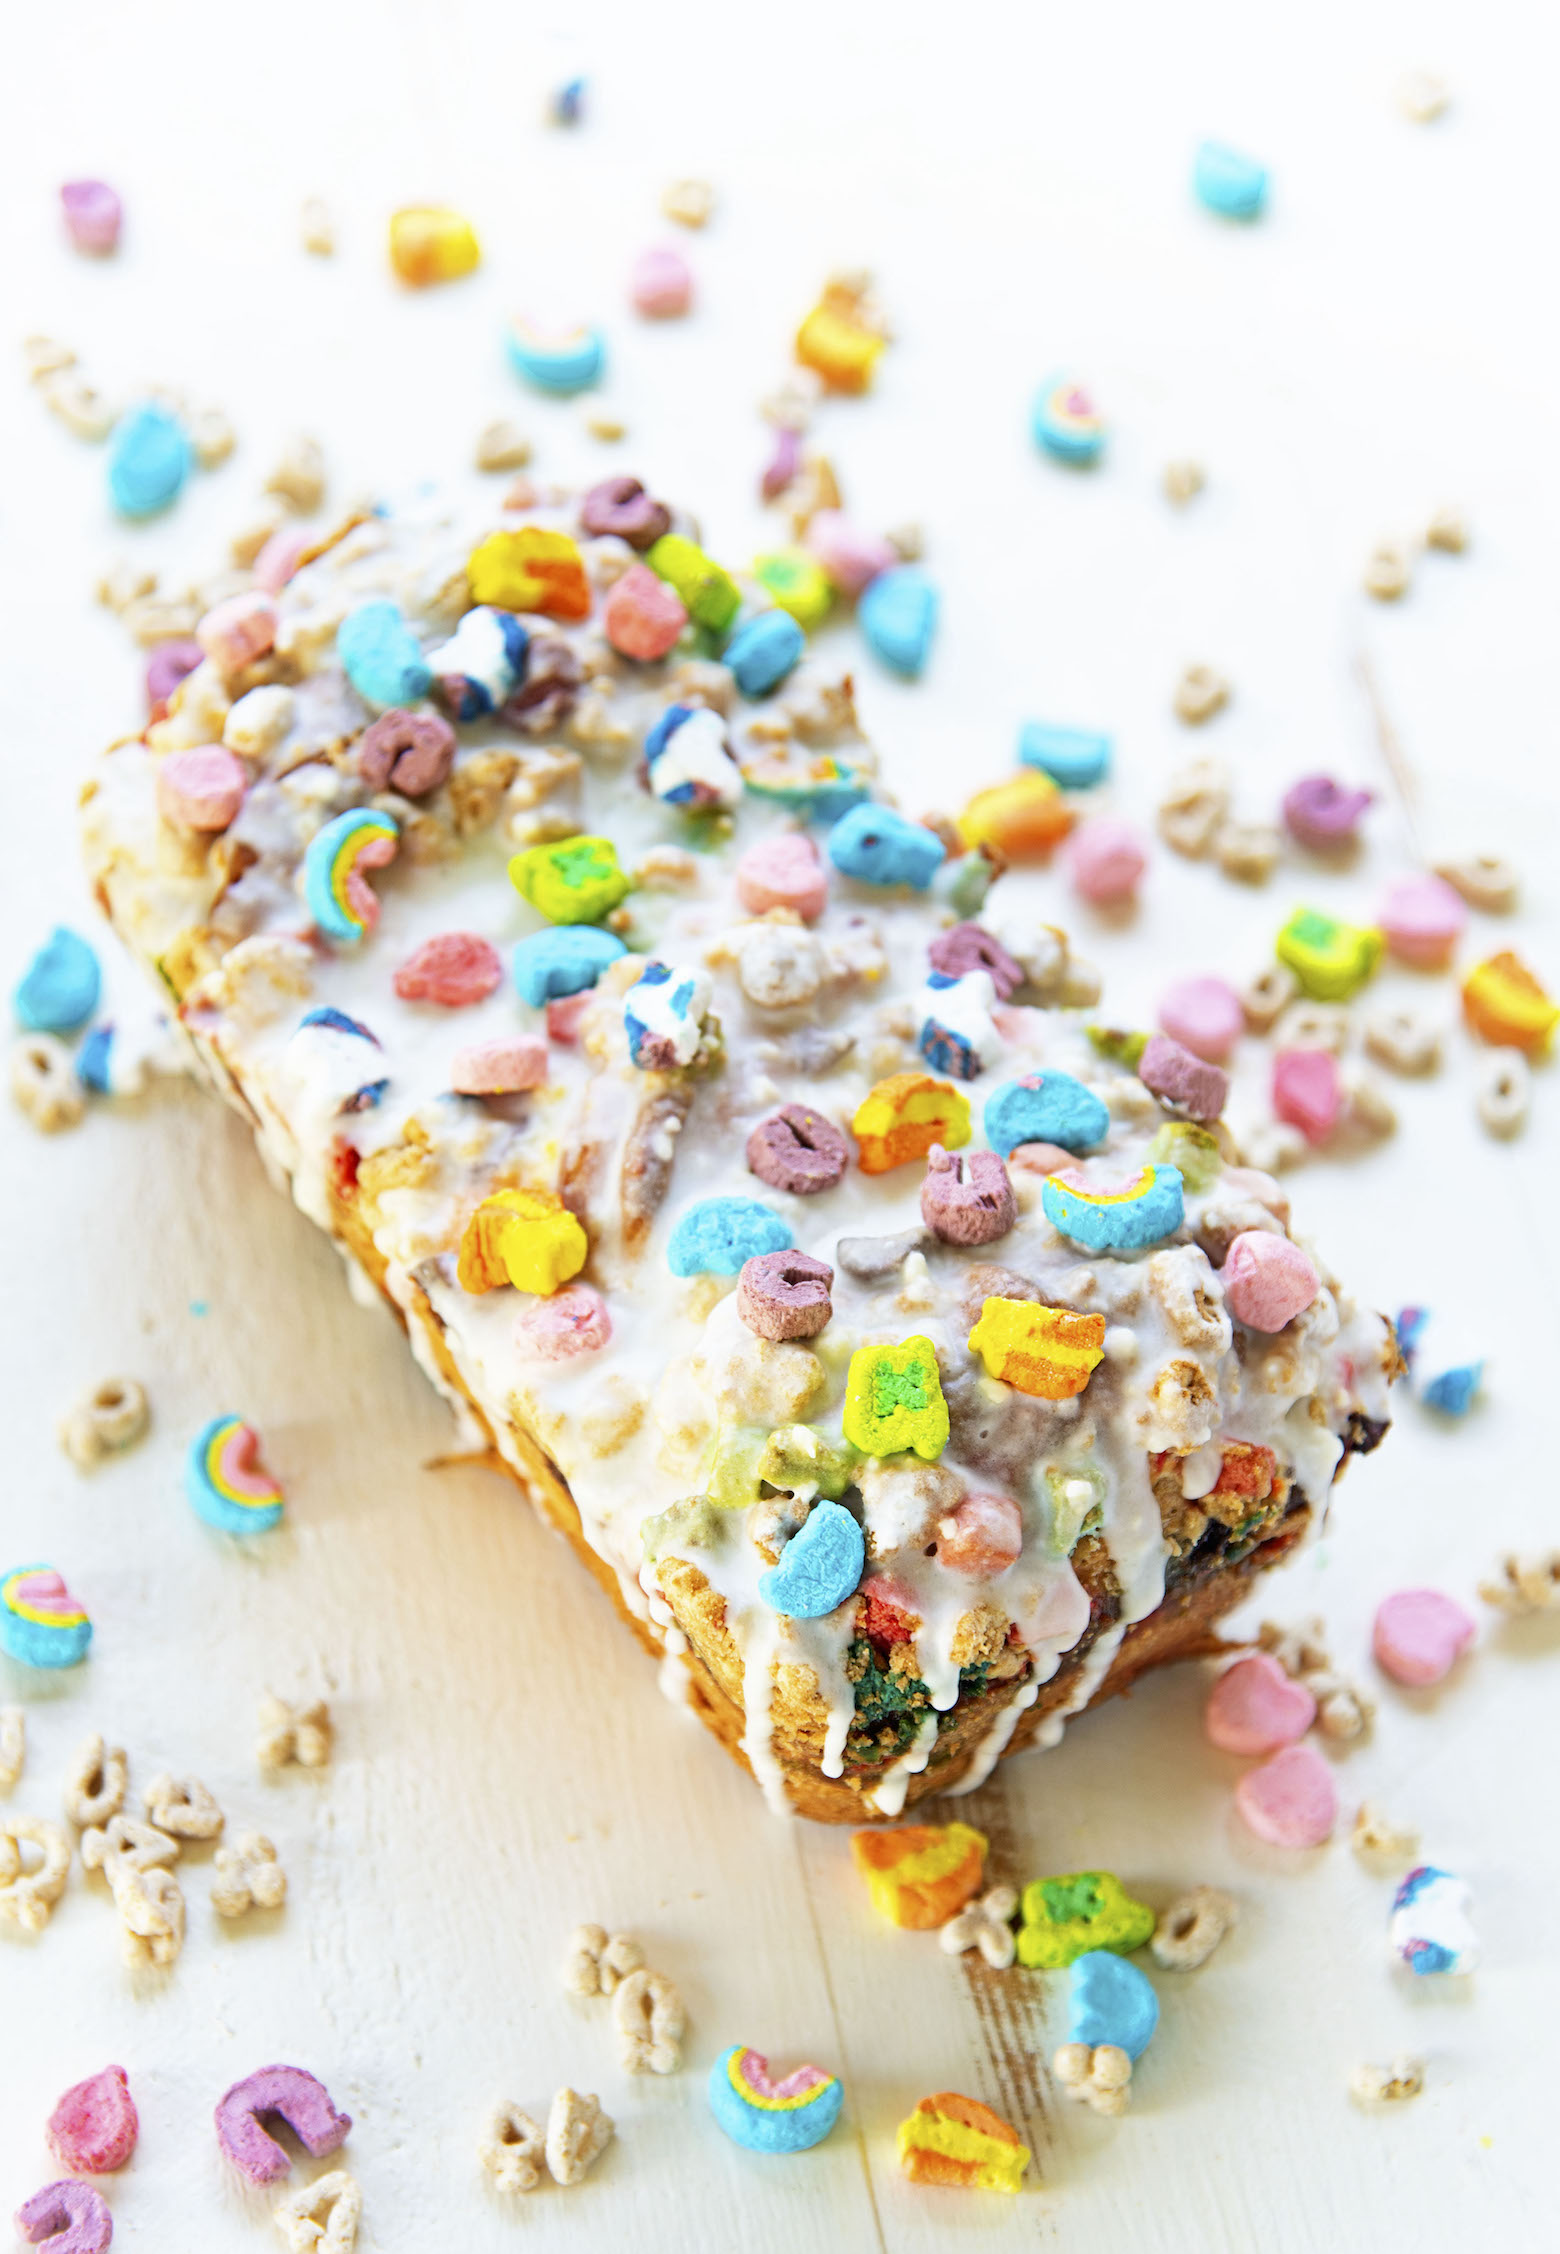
[
  {"x1": 474, "y1": 419, "x2": 533, "y2": 473},
  {"x1": 1363, "y1": 541, "x2": 1412, "y2": 601},
  {"x1": 1351, "y1": 2055, "x2": 1424, "y2": 2104},
  {"x1": 1479, "y1": 1551, "x2": 1560, "y2": 1614},
  {"x1": 1164, "y1": 459, "x2": 1205, "y2": 505},
  {"x1": 661, "y1": 178, "x2": 715, "y2": 229},
  {"x1": 1352, "y1": 1800, "x2": 1419, "y2": 1864},
  {"x1": 300, "y1": 197, "x2": 335, "y2": 256}
]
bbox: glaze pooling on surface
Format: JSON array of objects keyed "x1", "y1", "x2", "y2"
[{"x1": 82, "y1": 488, "x2": 1394, "y2": 1813}]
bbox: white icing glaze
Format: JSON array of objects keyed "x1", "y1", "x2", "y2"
[{"x1": 84, "y1": 490, "x2": 1396, "y2": 1816}]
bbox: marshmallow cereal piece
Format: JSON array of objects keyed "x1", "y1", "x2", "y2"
[
  {"x1": 1234, "y1": 1742, "x2": 1337, "y2": 1847},
  {"x1": 215, "y1": 2066, "x2": 352, "y2": 2185},
  {"x1": 303, "y1": 809, "x2": 399, "y2": 945},
  {"x1": 1222, "y1": 1232, "x2": 1319, "y2": 1331},
  {"x1": 157, "y1": 745, "x2": 248, "y2": 832},
  {"x1": 13, "y1": 2181, "x2": 113, "y2": 2253},
  {"x1": 707, "y1": 2048, "x2": 842, "y2": 2153},
  {"x1": 897, "y1": 2092, "x2": 1030, "y2": 2191},
  {"x1": 967, "y1": 1298, "x2": 1105, "y2": 1400},
  {"x1": 1, "y1": 1566, "x2": 92, "y2": 1668},
  {"x1": 1390, "y1": 1865, "x2": 1478, "y2": 1975},
  {"x1": 1015, "y1": 1871, "x2": 1154, "y2": 1969},
  {"x1": 457, "y1": 1188, "x2": 589, "y2": 1297},
  {"x1": 185, "y1": 1418, "x2": 284, "y2": 1536},
  {"x1": 1204, "y1": 1653, "x2": 1316, "y2": 1755},
  {"x1": 851, "y1": 1822, "x2": 987, "y2": 1928},
  {"x1": 47, "y1": 2065, "x2": 139, "y2": 2175},
  {"x1": 1372, "y1": 1589, "x2": 1476, "y2": 1687}
]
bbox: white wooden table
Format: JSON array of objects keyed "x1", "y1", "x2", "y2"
[{"x1": 4, "y1": 3, "x2": 1556, "y2": 2244}]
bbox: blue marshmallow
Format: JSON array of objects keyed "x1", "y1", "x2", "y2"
[
  {"x1": 724, "y1": 610, "x2": 805, "y2": 698},
  {"x1": 425, "y1": 607, "x2": 529, "y2": 718},
  {"x1": 1194, "y1": 140, "x2": 1269, "y2": 220},
  {"x1": 1019, "y1": 723, "x2": 1111, "y2": 790},
  {"x1": 758, "y1": 1500, "x2": 866, "y2": 1620},
  {"x1": 828, "y1": 802, "x2": 946, "y2": 890},
  {"x1": 667, "y1": 1197, "x2": 792, "y2": 1277},
  {"x1": 859, "y1": 566, "x2": 938, "y2": 678},
  {"x1": 338, "y1": 600, "x2": 433, "y2": 709},
  {"x1": 1067, "y1": 1951, "x2": 1160, "y2": 2060},
  {"x1": 108, "y1": 403, "x2": 192, "y2": 519},
  {"x1": 984, "y1": 1071, "x2": 1109, "y2": 1157},
  {"x1": 14, "y1": 927, "x2": 101, "y2": 1033},
  {"x1": 511, "y1": 927, "x2": 626, "y2": 1008}
]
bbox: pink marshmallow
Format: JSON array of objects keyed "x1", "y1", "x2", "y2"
[
  {"x1": 804, "y1": 510, "x2": 898, "y2": 597},
  {"x1": 156, "y1": 744, "x2": 248, "y2": 832},
  {"x1": 933, "y1": 1491, "x2": 1023, "y2": 1577},
  {"x1": 1282, "y1": 774, "x2": 1372, "y2": 852},
  {"x1": 47, "y1": 2065, "x2": 138, "y2": 2175},
  {"x1": 545, "y1": 992, "x2": 593, "y2": 1044},
  {"x1": 1372, "y1": 1589, "x2": 1476, "y2": 1687},
  {"x1": 1222, "y1": 1230, "x2": 1319, "y2": 1331},
  {"x1": 513, "y1": 1283, "x2": 612, "y2": 1360},
  {"x1": 61, "y1": 179, "x2": 122, "y2": 254},
  {"x1": 1378, "y1": 873, "x2": 1467, "y2": 970},
  {"x1": 1272, "y1": 1045, "x2": 1342, "y2": 1143},
  {"x1": 1068, "y1": 816, "x2": 1146, "y2": 905},
  {"x1": 735, "y1": 831, "x2": 828, "y2": 920},
  {"x1": 1006, "y1": 1140, "x2": 1076, "y2": 1176},
  {"x1": 629, "y1": 244, "x2": 694, "y2": 318},
  {"x1": 604, "y1": 562, "x2": 688, "y2": 661},
  {"x1": 1234, "y1": 1741, "x2": 1337, "y2": 1847},
  {"x1": 1205, "y1": 1652, "x2": 1316, "y2": 1755},
  {"x1": 1159, "y1": 974, "x2": 1243, "y2": 1062},
  {"x1": 254, "y1": 526, "x2": 311, "y2": 595},
  {"x1": 196, "y1": 591, "x2": 278, "y2": 676},
  {"x1": 451, "y1": 1035, "x2": 550, "y2": 1096}
]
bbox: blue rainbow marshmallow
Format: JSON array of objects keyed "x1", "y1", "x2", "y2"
[
  {"x1": 1194, "y1": 140, "x2": 1269, "y2": 220},
  {"x1": 828, "y1": 803, "x2": 946, "y2": 890},
  {"x1": 667, "y1": 1198, "x2": 792, "y2": 1277},
  {"x1": 1019, "y1": 723, "x2": 1111, "y2": 790},
  {"x1": 425, "y1": 607, "x2": 528, "y2": 718},
  {"x1": 15, "y1": 927, "x2": 101, "y2": 1033},
  {"x1": 741, "y1": 750, "x2": 870, "y2": 821},
  {"x1": 506, "y1": 316, "x2": 605, "y2": 395},
  {"x1": 708, "y1": 2046, "x2": 843, "y2": 2154},
  {"x1": 1041, "y1": 1164, "x2": 1185, "y2": 1251},
  {"x1": 1390, "y1": 1866, "x2": 1479, "y2": 1976},
  {"x1": 725, "y1": 610, "x2": 805, "y2": 697},
  {"x1": 1032, "y1": 373, "x2": 1105, "y2": 465},
  {"x1": 1067, "y1": 1951, "x2": 1160, "y2": 2059},
  {"x1": 859, "y1": 566, "x2": 938, "y2": 677},
  {"x1": 337, "y1": 600, "x2": 433, "y2": 709},
  {"x1": 1, "y1": 1564, "x2": 93, "y2": 1669},
  {"x1": 984, "y1": 1071, "x2": 1109, "y2": 1157},
  {"x1": 758, "y1": 1501, "x2": 865, "y2": 1619},
  {"x1": 512, "y1": 927, "x2": 626, "y2": 1008},
  {"x1": 185, "y1": 1416, "x2": 285, "y2": 1536},
  {"x1": 108, "y1": 403, "x2": 191, "y2": 519},
  {"x1": 303, "y1": 808, "x2": 400, "y2": 944}
]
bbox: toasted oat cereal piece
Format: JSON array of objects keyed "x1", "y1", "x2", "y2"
[
  {"x1": 1151, "y1": 1886, "x2": 1237, "y2": 1970},
  {"x1": 939, "y1": 1885, "x2": 1019, "y2": 1970},
  {"x1": 1479, "y1": 1551, "x2": 1560, "y2": 1615},
  {"x1": 479, "y1": 2099, "x2": 546, "y2": 2192},
  {"x1": 44, "y1": 371, "x2": 117, "y2": 440},
  {"x1": 1157, "y1": 757, "x2": 1228, "y2": 855},
  {"x1": 12, "y1": 1034, "x2": 85, "y2": 1132},
  {"x1": 545, "y1": 2088, "x2": 613, "y2": 2184},
  {"x1": 1163, "y1": 458, "x2": 1205, "y2": 505},
  {"x1": 613, "y1": 1967, "x2": 686, "y2": 2074},
  {"x1": 212, "y1": 1832, "x2": 287, "y2": 1916},
  {"x1": 258, "y1": 1694, "x2": 332, "y2": 1770},
  {"x1": 81, "y1": 1812, "x2": 180, "y2": 1876},
  {"x1": 265, "y1": 434, "x2": 326, "y2": 514},
  {"x1": 564, "y1": 1922, "x2": 644, "y2": 1997},
  {"x1": 114, "y1": 1859, "x2": 186, "y2": 1966},
  {"x1": 1352, "y1": 1801, "x2": 1419, "y2": 1864},
  {"x1": 274, "y1": 2168, "x2": 359, "y2": 2251},
  {"x1": 1351, "y1": 2055, "x2": 1425, "y2": 2104},
  {"x1": 60, "y1": 1378, "x2": 150, "y2": 1468},
  {"x1": 1476, "y1": 1049, "x2": 1530, "y2": 1139},
  {"x1": 1215, "y1": 819, "x2": 1280, "y2": 884},
  {"x1": 661, "y1": 177, "x2": 715, "y2": 228},
  {"x1": 0, "y1": 1706, "x2": 23, "y2": 1793},
  {"x1": 1397, "y1": 69, "x2": 1449, "y2": 122},
  {"x1": 1363, "y1": 541, "x2": 1412, "y2": 601},
  {"x1": 190, "y1": 406, "x2": 236, "y2": 469},
  {"x1": 474, "y1": 419, "x2": 533, "y2": 473},
  {"x1": 1172, "y1": 664, "x2": 1229, "y2": 726},
  {"x1": 63, "y1": 1735, "x2": 128, "y2": 1828},
  {"x1": 1053, "y1": 2041, "x2": 1132, "y2": 2116},
  {"x1": 144, "y1": 1772, "x2": 224, "y2": 1839},
  {"x1": 25, "y1": 333, "x2": 77, "y2": 383},
  {"x1": 300, "y1": 197, "x2": 335, "y2": 256},
  {"x1": 0, "y1": 1813, "x2": 72, "y2": 1932}
]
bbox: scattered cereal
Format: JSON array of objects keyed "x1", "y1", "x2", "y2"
[
  {"x1": 707, "y1": 2048, "x2": 841, "y2": 2153},
  {"x1": 143, "y1": 1772, "x2": 224, "y2": 1839},
  {"x1": 1204, "y1": 1653, "x2": 1316, "y2": 1755},
  {"x1": 1351, "y1": 2055, "x2": 1425, "y2": 2105},
  {"x1": 661, "y1": 178, "x2": 715, "y2": 228},
  {"x1": 300, "y1": 197, "x2": 334, "y2": 256},
  {"x1": 12, "y1": 2183, "x2": 112, "y2": 2254},
  {"x1": 0, "y1": 1706, "x2": 23, "y2": 1793},
  {"x1": 1364, "y1": 1006, "x2": 1441, "y2": 1075},
  {"x1": 1031, "y1": 373, "x2": 1105, "y2": 465},
  {"x1": 1272, "y1": 1045, "x2": 1342, "y2": 1145},
  {"x1": 389, "y1": 206, "x2": 480, "y2": 287},
  {"x1": 1281, "y1": 776, "x2": 1372, "y2": 853},
  {"x1": 1390, "y1": 1865, "x2": 1477, "y2": 1974},
  {"x1": 1193, "y1": 140, "x2": 1268, "y2": 219},
  {"x1": 0, "y1": 1813, "x2": 72, "y2": 1932},
  {"x1": 62, "y1": 1736, "x2": 128, "y2": 1829},
  {"x1": 1015, "y1": 1871, "x2": 1153, "y2": 1969},
  {"x1": 257, "y1": 1694, "x2": 332, "y2": 1770},
  {"x1": 1053, "y1": 2041, "x2": 1133, "y2": 2116},
  {"x1": 14, "y1": 928, "x2": 100, "y2": 1036},
  {"x1": 186, "y1": 1416, "x2": 284, "y2": 1536},
  {"x1": 1462, "y1": 951, "x2": 1557, "y2": 1052},
  {"x1": 630, "y1": 244, "x2": 694, "y2": 319},
  {"x1": 1069, "y1": 816, "x2": 1145, "y2": 904},
  {"x1": 858, "y1": 566, "x2": 938, "y2": 679},
  {"x1": 1434, "y1": 851, "x2": 1517, "y2": 912},
  {"x1": 1151, "y1": 1886, "x2": 1236, "y2": 1971},
  {"x1": 1068, "y1": 1947, "x2": 1159, "y2": 2061},
  {"x1": 897, "y1": 2093, "x2": 1029, "y2": 2190},
  {"x1": 46, "y1": 2065, "x2": 139, "y2": 2175},
  {"x1": 61, "y1": 178, "x2": 123, "y2": 254},
  {"x1": 1234, "y1": 1742, "x2": 1336, "y2": 1848},
  {"x1": 506, "y1": 317, "x2": 606, "y2": 397},
  {"x1": 1352, "y1": 1801, "x2": 1420, "y2": 1864},
  {"x1": 1378, "y1": 873, "x2": 1466, "y2": 969},
  {"x1": 1215, "y1": 818, "x2": 1281, "y2": 884},
  {"x1": 545, "y1": 2087, "x2": 613, "y2": 2183},
  {"x1": 1479, "y1": 1552, "x2": 1560, "y2": 1615},
  {"x1": 215, "y1": 2065, "x2": 352, "y2": 2184},
  {"x1": 1172, "y1": 664, "x2": 1229, "y2": 726},
  {"x1": 564, "y1": 1923, "x2": 644, "y2": 1997},
  {"x1": 1475, "y1": 1048, "x2": 1530, "y2": 1138},
  {"x1": 957, "y1": 771, "x2": 1072, "y2": 861},
  {"x1": 1372, "y1": 1588, "x2": 1475, "y2": 1687},
  {"x1": 1, "y1": 1566, "x2": 92, "y2": 1668},
  {"x1": 479, "y1": 2100, "x2": 546, "y2": 2192},
  {"x1": 1363, "y1": 540, "x2": 1412, "y2": 600},
  {"x1": 851, "y1": 1822, "x2": 987, "y2": 1928},
  {"x1": 1397, "y1": 69, "x2": 1450, "y2": 122},
  {"x1": 212, "y1": 1832, "x2": 287, "y2": 1917},
  {"x1": 1159, "y1": 974, "x2": 1243, "y2": 1063},
  {"x1": 613, "y1": 1967, "x2": 686, "y2": 2074},
  {"x1": 1425, "y1": 503, "x2": 1468, "y2": 552},
  {"x1": 1163, "y1": 459, "x2": 1205, "y2": 504},
  {"x1": 273, "y1": 2169, "x2": 360, "y2": 2252},
  {"x1": 108, "y1": 403, "x2": 191, "y2": 519}
]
